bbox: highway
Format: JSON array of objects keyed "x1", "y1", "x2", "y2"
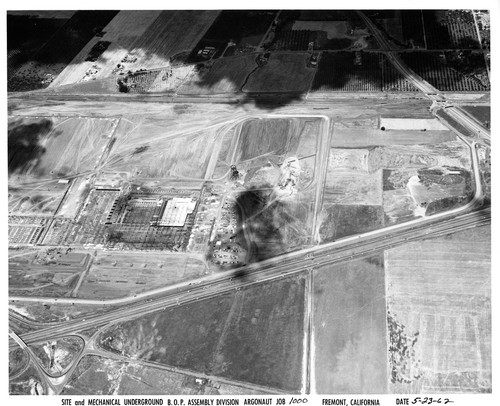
[
  {"x1": 8, "y1": 16, "x2": 492, "y2": 394},
  {"x1": 10, "y1": 112, "x2": 486, "y2": 310},
  {"x1": 356, "y1": 11, "x2": 491, "y2": 142},
  {"x1": 10, "y1": 102, "x2": 489, "y2": 396},
  {"x1": 11, "y1": 202, "x2": 489, "y2": 349}
]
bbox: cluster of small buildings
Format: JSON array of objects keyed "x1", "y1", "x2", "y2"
[
  {"x1": 278, "y1": 157, "x2": 301, "y2": 192},
  {"x1": 81, "y1": 63, "x2": 101, "y2": 82}
]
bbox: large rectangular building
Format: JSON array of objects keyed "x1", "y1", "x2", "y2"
[{"x1": 159, "y1": 198, "x2": 197, "y2": 227}]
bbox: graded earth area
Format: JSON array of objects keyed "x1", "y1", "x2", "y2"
[{"x1": 8, "y1": 7, "x2": 491, "y2": 397}]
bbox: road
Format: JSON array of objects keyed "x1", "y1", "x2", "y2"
[
  {"x1": 11, "y1": 202, "x2": 489, "y2": 350},
  {"x1": 10, "y1": 111, "x2": 485, "y2": 310},
  {"x1": 356, "y1": 11, "x2": 491, "y2": 142},
  {"x1": 8, "y1": 18, "x2": 492, "y2": 393}
]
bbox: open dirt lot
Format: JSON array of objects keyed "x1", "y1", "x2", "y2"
[
  {"x1": 9, "y1": 180, "x2": 69, "y2": 216},
  {"x1": 331, "y1": 128, "x2": 456, "y2": 148},
  {"x1": 63, "y1": 355, "x2": 268, "y2": 395},
  {"x1": 368, "y1": 142, "x2": 471, "y2": 172},
  {"x1": 8, "y1": 116, "x2": 117, "y2": 180},
  {"x1": 77, "y1": 253, "x2": 208, "y2": 300},
  {"x1": 385, "y1": 225, "x2": 491, "y2": 393},
  {"x1": 104, "y1": 118, "x2": 221, "y2": 180},
  {"x1": 313, "y1": 255, "x2": 388, "y2": 394},
  {"x1": 323, "y1": 169, "x2": 383, "y2": 206},
  {"x1": 9, "y1": 250, "x2": 90, "y2": 297},
  {"x1": 30, "y1": 336, "x2": 84, "y2": 377},
  {"x1": 98, "y1": 276, "x2": 305, "y2": 392}
]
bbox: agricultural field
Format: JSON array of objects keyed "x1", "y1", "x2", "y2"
[
  {"x1": 232, "y1": 117, "x2": 320, "y2": 172},
  {"x1": 30, "y1": 336, "x2": 84, "y2": 376},
  {"x1": 10, "y1": 299, "x2": 122, "y2": 324},
  {"x1": 238, "y1": 118, "x2": 295, "y2": 161},
  {"x1": 385, "y1": 225, "x2": 491, "y2": 393},
  {"x1": 363, "y1": 10, "x2": 405, "y2": 45},
  {"x1": 189, "y1": 10, "x2": 277, "y2": 62},
  {"x1": 76, "y1": 253, "x2": 208, "y2": 300},
  {"x1": 98, "y1": 276, "x2": 305, "y2": 392},
  {"x1": 270, "y1": 10, "x2": 377, "y2": 51},
  {"x1": 9, "y1": 181, "x2": 69, "y2": 216},
  {"x1": 178, "y1": 54, "x2": 257, "y2": 95},
  {"x1": 312, "y1": 50, "x2": 489, "y2": 93},
  {"x1": 313, "y1": 255, "x2": 388, "y2": 394},
  {"x1": 311, "y1": 52, "x2": 382, "y2": 92},
  {"x1": 475, "y1": 11, "x2": 490, "y2": 49},
  {"x1": 423, "y1": 10, "x2": 480, "y2": 49},
  {"x1": 381, "y1": 54, "x2": 420, "y2": 92},
  {"x1": 243, "y1": 53, "x2": 315, "y2": 93},
  {"x1": 400, "y1": 10, "x2": 426, "y2": 48},
  {"x1": 460, "y1": 105, "x2": 490, "y2": 129},
  {"x1": 368, "y1": 10, "x2": 481, "y2": 50},
  {"x1": 8, "y1": 11, "x2": 119, "y2": 92},
  {"x1": 51, "y1": 11, "x2": 219, "y2": 87},
  {"x1": 7, "y1": 13, "x2": 71, "y2": 80},
  {"x1": 400, "y1": 52, "x2": 489, "y2": 92}
]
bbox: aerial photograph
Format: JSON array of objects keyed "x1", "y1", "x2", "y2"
[{"x1": 7, "y1": 6, "x2": 491, "y2": 398}]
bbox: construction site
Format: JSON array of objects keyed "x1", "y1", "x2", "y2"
[{"x1": 7, "y1": 8, "x2": 492, "y2": 400}]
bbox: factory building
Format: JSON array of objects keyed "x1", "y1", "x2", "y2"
[{"x1": 158, "y1": 197, "x2": 197, "y2": 227}]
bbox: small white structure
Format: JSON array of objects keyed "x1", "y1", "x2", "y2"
[{"x1": 380, "y1": 118, "x2": 448, "y2": 131}]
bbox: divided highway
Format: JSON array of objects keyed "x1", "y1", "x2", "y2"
[
  {"x1": 356, "y1": 11, "x2": 491, "y2": 142},
  {"x1": 12, "y1": 204, "x2": 490, "y2": 348},
  {"x1": 9, "y1": 16, "x2": 491, "y2": 366},
  {"x1": 10, "y1": 106, "x2": 489, "y2": 349}
]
